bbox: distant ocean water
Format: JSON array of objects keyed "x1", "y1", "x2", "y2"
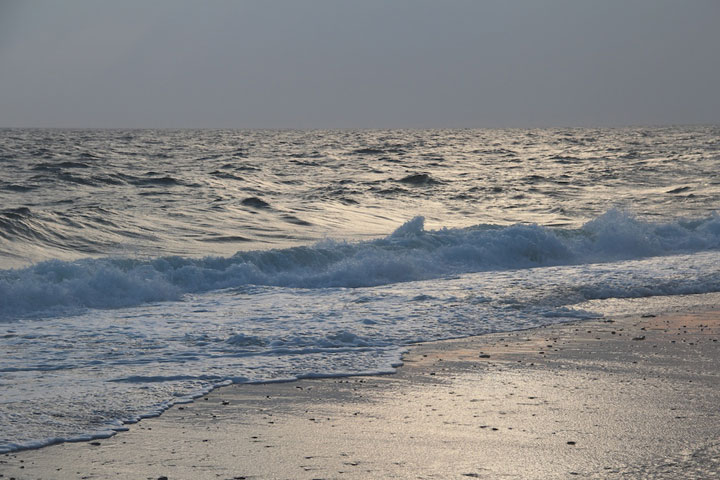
[{"x1": 1, "y1": 127, "x2": 719, "y2": 452}]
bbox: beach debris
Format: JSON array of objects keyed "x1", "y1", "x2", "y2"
[{"x1": 632, "y1": 336, "x2": 646, "y2": 341}]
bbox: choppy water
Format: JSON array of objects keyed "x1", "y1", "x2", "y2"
[{"x1": 1, "y1": 127, "x2": 719, "y2": 452}]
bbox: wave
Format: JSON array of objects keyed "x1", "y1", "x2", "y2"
[
  {"x1": 1, "y1": 210, "x2": 719, "y2": 319},
  {"x1": 397, "y1": 173, "x2": 441, "y2": 185}
]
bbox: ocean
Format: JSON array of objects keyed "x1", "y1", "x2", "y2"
[{"x1": 1, "y1": 127, "x2": 719, "y2": 453}]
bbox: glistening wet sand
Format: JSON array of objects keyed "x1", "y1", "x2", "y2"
[{"x1": 2, "y1": 310, "x2": 719, "y2": 479}]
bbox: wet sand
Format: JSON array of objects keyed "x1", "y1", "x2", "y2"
[{"x1": 2, "y1": 310, "x2": 719, "y2": 479}]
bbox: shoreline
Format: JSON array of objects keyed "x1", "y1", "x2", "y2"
[{"x1": 2, "y1": 309, "x2": 720, "y2": 479}]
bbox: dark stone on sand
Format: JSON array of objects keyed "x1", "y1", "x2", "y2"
[
  {"x1": 632, "y1": 336, "x2": 646, "y2": 341},
  {"x1": 241, "y1": 197, "x2": 271, "y2": 209},
  {"x1": 158, "y1": 477, "x2": 168, "y2": 480},
  {"x1": 567, "y1": 441, "x2": 577, "y2": 445},
  {"x1": 89, "y1": 442, "x2": 101, "y2": 446}
]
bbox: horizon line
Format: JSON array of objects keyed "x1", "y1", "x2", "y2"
[{"x1": 1, "y1": 122, "x2": 717, "y2": 131}]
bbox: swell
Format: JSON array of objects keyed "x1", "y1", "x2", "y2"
[
  {"x1": 0, "y1": 206, "x2": 146, "y2": 255},
  {"x1": 1, "y1": 210, "x2": 719, "y2": 319}
]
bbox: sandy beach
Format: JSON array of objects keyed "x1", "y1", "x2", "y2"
[
  {"x1": 3, "y1": 2, "x2": 720, "y2": 478},
  {"x1": 2, "y1": 309, "x2": 719, "y2": 480}
]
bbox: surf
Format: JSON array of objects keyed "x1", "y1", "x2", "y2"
[{"x1": 2, "y1": 209, "x2": 719, "y2": 320}]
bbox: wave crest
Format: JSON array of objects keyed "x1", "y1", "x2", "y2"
[{"x1": 1, "y1": 210, "x2": 719, "y2": 319}]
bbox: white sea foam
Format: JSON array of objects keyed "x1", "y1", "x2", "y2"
[
  {"x1": 1, "y1": 210, "x2": 719, "y2": 319},
  {"x1": 2, "y1": 127, "x2": 720, "y2": 455},
  {"x1": 2, "y1": 239, "x2": 720, "y2": 453}
]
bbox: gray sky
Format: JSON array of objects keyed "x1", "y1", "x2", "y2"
[{"x1": 1, "y1": 0, "x2": 718, "y2": 128}]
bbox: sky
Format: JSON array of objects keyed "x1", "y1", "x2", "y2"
[{"x1": 0, "y1": 0, "x2": 718, "y2": 129}]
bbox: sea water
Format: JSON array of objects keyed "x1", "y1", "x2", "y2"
[{"x1": 1, "y1": 127, "x2": 719, "y2": 452}]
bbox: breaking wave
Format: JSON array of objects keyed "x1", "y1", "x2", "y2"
[{"x1": 1, "y1": 210, "x2": 719, "y2": 319}]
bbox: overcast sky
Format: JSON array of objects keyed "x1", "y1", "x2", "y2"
[{"x1": 1, "y1": 1, "x2": 718, "y2": 128}]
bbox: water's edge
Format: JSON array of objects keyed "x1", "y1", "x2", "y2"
[{"x1": 5, "y1": 296, "x2": 719, "y2": 455}]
